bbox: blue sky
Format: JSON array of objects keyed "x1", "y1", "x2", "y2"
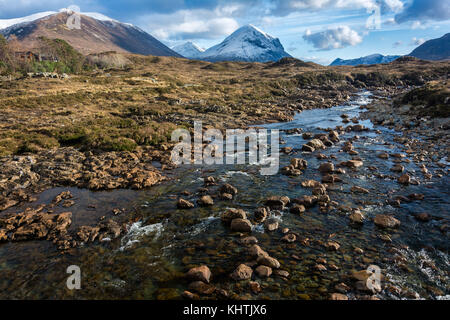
[{"x1": 0, "y1": 0, "x2": 449, "y2": 65}]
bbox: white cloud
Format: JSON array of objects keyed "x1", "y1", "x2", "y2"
[
  {"x1": 271, "y1": 0, "x2": 404, "y2": 15},
  {"x1": 411, "y1": 20, "x2": 425, "y2": 29},
  {"x1": 139, "y1": 8, "x2": 239, "y2": 40},
  {"x1": 303, "y1": 25, "x2": 363, "y2": 50}
]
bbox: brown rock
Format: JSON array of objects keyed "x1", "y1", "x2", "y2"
[
  {"x1": 415, "y1": 213, "x2": 431, "y2": 222},
  {"x1": 349, "y1": 211, "x2": 365, "y2": 224},
  {"x1": 335, "y1": 283, "x2": 351, "y2": 293},
  {"x1": 0, "y1": 229, "x2": 8, "y2": 241},
  {"x1": 249, "y1": 281, "x2": 262, "y2": 294},
  {"x1": 315, "y1": 264, "x2": 327, "y2": 271},
  {"x1": 231, "y1": 264, "x2": 253, "y2": 281},
  {"x1": 257, "y1": 256, "x2": 280, "y2": 269},
  {"x1": 198, "y1": 195, "x2": 214, "y2": 206},
  {"x1": 398, "y1": 174, "x2": 411, "y2": 185},
  {"x1": 330, "y1": 293, "x2": 348, "y2": 300},
  {"x1": 351, "y1": 186, "x2": 369, "y2": 194},
  {"x1": 301, "y1": 180, "x2": 322, "y2": 188},
  {"x1": 255, "y1": 265, "x2": 272, "y2": 278},
  {"x1": 306, "y1": 139, "x2": 326, "y2": 150},
  {"x1": 231, "y1": 219, "x2": 252, "y2": 233},
  {"x1": 264, "y1": 219, "x2": 279, "y2": 232},
  {"x1": 219, "y1": 184, "x2": 238, "y2": 195},
  {"x1": 301, "y1": 144, "x2": 315, "y2": 152},
  {"x1": 374, "y1": 214, "x2": 400, "y2": 228},
  {"x1": 281, "y1": 234, "x2": 296, "y2": 243},
  {"x1": 265, "y1": 196, "x2": 290, "y2": 210},
  {"x1": 319, "y1": 162, "x2": 334, "y2": 174},
  {"x1": 326, "y1": 241, "x2": 340, "y2": 251},
  {"x1": 186, "y1": 265, "x2": 212, "y2": 283},
  {"x1": 293, "y1": 195, "x2": 318, "y2": 208},
  {"x1": 290, "y1": 158, "x2": 308, "y2": 170},
  {"x1": 248, "y1": 244, "x2": 269, "y2": 259},
  {"x1": 391, "y1": 164, "x2": 405, "y2": 173},
  {"x1": 254, "y1": 207, "x2": 268, "y2": 223},
  {"x1": 221, "y1": 208, "x2": 246, "y2": 224},
  {"x1": 177, "y1": 198, "x2": 194, "y2": 209},
  {"x1": 188, "y1": 281, "x2": 216, "y2": 295},
  {"x1": 290, "y1": 204, "x2": 306, "y2": 214},
  {"x1": 342, "y1": 160, "x2": 363, "y2": 169},
  {"x1": 220, "y1": 193, "x2": 233, "y2": 200},
  {"x1": 240, "y1": 236, "x2": 258, "y2": 245}
]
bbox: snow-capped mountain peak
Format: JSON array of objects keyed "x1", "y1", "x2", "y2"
[
  {"x1": 200, "y1": 24, "x2": 291, "y2": 63},
  {"x1": 330, "y1": 54, "x2": 401, "y2": 66},
  {"x1": 172, "y1": 41, "x2": 205, "y2": 59}
]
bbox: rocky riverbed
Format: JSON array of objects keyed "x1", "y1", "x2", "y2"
[{"x1": 0, "y1": 90, "x2": 448, "y2": 300}]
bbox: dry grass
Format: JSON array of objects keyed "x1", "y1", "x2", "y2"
[{"x1": 0, "y1": 55, "x2": 448, "y2": 156}]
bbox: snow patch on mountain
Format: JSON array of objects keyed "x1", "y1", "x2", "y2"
[
  {"x1": 172, "y1": 41, "x2": 205, "y2": 59},
  {"x1": 0, "y1": 8, "x2": 130, "y2": 31},
  {"x1": 0, "y1": 11, "x2": 57, "y2": 30},
  {"x1": 200, "y1": 24, "x2": 291, "y2": 63},
  {"x1": 330, "y1": 54, "x2": 400, "y2": 66}
]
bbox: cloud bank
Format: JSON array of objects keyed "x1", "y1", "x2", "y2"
[{"x1": 303, "y1": 26, "x2": 363, "y2": 50}]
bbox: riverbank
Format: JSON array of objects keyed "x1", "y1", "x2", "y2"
[{"x1": 0, "y1": 90, "x2": 448, "y2": 300}]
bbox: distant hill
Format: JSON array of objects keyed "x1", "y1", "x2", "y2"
[
  {"x1": 0, "y1": 9, "x2": 181, "y2": 57},
  {"x1": 408, "y1": 33, "x2": 450, "y2": 61},
  {"x1": 200, "y1": 24, "x2": 292, "y2": 63},
  {"x1": 172, "y1": 41, "x2": 204, "y2": 59},
  {"x1": 330, "y1": 54, "x2": 400, "y2": 66}
]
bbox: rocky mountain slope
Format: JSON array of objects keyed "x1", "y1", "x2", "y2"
[
  {"x1": 408, "y1": 33, "x2": 450, "y2": 61},
  {"x1": 0, "y1": 10, "x2": 181, "y2": 57}
]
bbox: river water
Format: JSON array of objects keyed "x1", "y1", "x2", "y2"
[{"x1": 0, "y1": 92, "x2": 448, "y2": 299}]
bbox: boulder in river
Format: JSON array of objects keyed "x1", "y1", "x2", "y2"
[
  {"x1": 198, "y1": 195, "x2": 214, "y2": 206},
  {"x1": 230, "y1": 218, "x2": 252, "y2": 232},
  {"x1": 341, "y1": 160, "x2": 364, "y2": 169},
  {"x1": 319, "y1": 162, "x2": 334, "y2": 174},
  {"x1": 231, "y1": 264, "x2": 253, "y2": 281},
  {"x1": 177, "y1": 198, "x2": 194, "y2": 209},
  {"x1": 221, "y1": 208, "x2": 247, "y2": 224},
  {"x1": 306, "y1": 139, "x2": 326, "y2": 150},
  {"x1": 290, "y1": 204, "x2": 306, "y2": 214},
  {"x1": 257, "y1": 256, "x2": 280, "y2": 269},
  {"x1": 254, "y1": 207, "x2": 268, "y2": 223},
  {"x1": 255, "y1": 265, "x2": 272, "y2": 278},
  {"x1": 291, "y1": 158, "x2": 308, "y2": 170},
  {"x1": 186, "y1": 265, "x2": 212, "y2": 283},
  {"x1": 265, "y1": 196, "x2": 290, "y2": 210},
  {"x1": 220, "y1": 184, "x2": 238, "y2": 195},
  {"x1": 398, "y1": 174, "x2": 411, "y2": 185},
  {"x1": 349, "y1": 210, "x2": 365, "y2": 224},
  {"x1": 374, "y1": 214, "x2": 401, "y2": 228},
  {"x1": 248, "y1": 244, "x2": 269, "y2": 259}
]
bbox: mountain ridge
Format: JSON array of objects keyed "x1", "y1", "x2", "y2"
[
  {"x1": 330, "y1": 54, "x2": 401, "y2": 66},
  {"x1": 199, "y1": 24, "x2": 292, "y2": 63},
  {"x1": 408, "y1": 33, "x2": 450, "y2": 61},
  {"x1": 0, "y1": 10, "x2": 181, "y2": 57},
  {"x1": 172, "y1": 41, "x2": 204, "y2": 59}
]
